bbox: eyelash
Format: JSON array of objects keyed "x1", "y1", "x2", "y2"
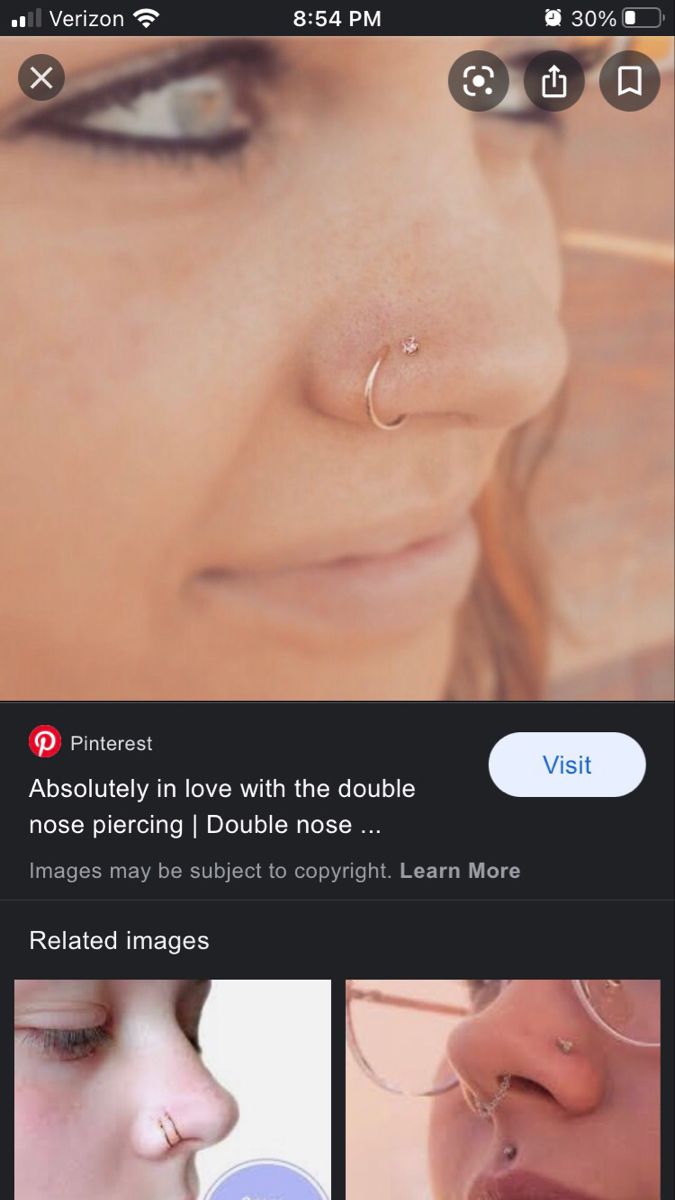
[
  {"x1": 21, "y1": 1026, "x2": 112, "y2": 1061},
  {"x1": 494, "y1": 42, "x2": 611, "y2": 125},
  {"x1": 464, "y1": 980, "x2": 512, "y2": 1009},
  {"x1": 20, "y1": 1024, "x2": 201, "y2": 1061},
  {"x1": 12, "y1": 40, "x2": 280, "y2": 163}
]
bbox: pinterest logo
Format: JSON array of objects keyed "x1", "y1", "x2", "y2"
[{"x1": 28, "y1": 725, "x2": 62, "y2": 758}]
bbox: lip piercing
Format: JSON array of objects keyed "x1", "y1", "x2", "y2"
[
  {"x1": 364, "y1": 338, "x2": 418, "y2": 430},
  {"x1": 556, "y1": 1037, "x2": 574, "y2": 1054},
  {"x1": 503, "y1": 1143, "x2": 518, "y2": 1162},
  {"x1": 474, "y1": 1073, "x2": 512, "y2": 1119},
  {"x1": 158, "y1": 1112, "x2": 182, "y2": 1148}
]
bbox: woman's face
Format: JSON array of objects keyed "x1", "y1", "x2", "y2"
[
  {"x1": 0, "y1": 35, "x2": 566, "y2": 699},
  {"x1": 429, "y1": 980, "x2": 660, "y2": 1200},
  {"x1": 14, "y1": 979, "x2": 238, "y2": 1200}
]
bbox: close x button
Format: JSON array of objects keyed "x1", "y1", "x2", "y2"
[
  {"x1": 18, "y1": 54, "x2": 65, "y2": 101},
  {"x1": 489, "y1": 732, "x2": 646, "y2": 797}
]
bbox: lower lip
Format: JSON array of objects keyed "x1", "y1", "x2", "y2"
[{"x1": 197, "y1": 519, "x2": 480, "y2": 636}]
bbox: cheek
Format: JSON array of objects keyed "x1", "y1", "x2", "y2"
[
  {"x1": 15, "y1": 1080, "x2": 112, "y2": 1199},
  {"x1": 628, "y1": 1068, "x2": 661, "y2": 1193},
  {"x1": 428, "y1": 1092, "x2": 485, "y2": 1200},
  {"x1": 0, "y1": 196, "x2": 283, "y2": 590},
  {"x1": 0, "y1": 235, "x2": 221, "y2": 630},
  {"x1": 485, "y1": 150, "x2": 563, "y2": 304},
  {"x1": 15, "y1": 1081, "x2": 63, "y2": 1166}
]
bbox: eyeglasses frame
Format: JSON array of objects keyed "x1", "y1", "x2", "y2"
[{"x1": 345, "y1": 979, "x2": 660, "y2": 1097}]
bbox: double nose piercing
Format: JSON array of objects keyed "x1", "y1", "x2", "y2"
[
  {"x1": 471, "y1": 1033, "x2": 574, "y2": 1119},
  {"x1": 364, "y1": 336, "x2": 418, "y2": 430},
  {"x1": 470, "y1": 1038, "x2": 573, "y2": 1162},
  {"x1": 158, "y1": 1111, "x2": 182, "y2": 1148}
]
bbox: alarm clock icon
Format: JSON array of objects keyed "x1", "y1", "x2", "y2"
[{"x1": 545, "y1": 8, "x2": 563, "y2": 24}]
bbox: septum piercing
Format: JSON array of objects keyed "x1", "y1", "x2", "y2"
[
  {"x1": 474, "y1": 1073, "x2": 512, "y2": 1119},
  {"x1": 364, "y1": 337, "x2": 418, "y2": 430},
  {"x1": 556, "y1": 1037, "x2": 574, "y2": 1054},
  {"x1": 158, "y1": 1112, "x2": 182, "y2": 1148}
]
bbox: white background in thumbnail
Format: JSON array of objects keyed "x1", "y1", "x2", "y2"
[{"x1": 198, "y1": 979, "x2": 331, "y2": 1198}]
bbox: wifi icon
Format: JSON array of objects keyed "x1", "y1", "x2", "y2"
[{"x1": 133, "y1": 7, "x2": 159, "y2": 26}]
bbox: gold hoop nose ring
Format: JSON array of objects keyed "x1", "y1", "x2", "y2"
[
  {"x1": 364, "y1": 343, "x2": 412, "y2": 431},
  {"x1": 159, "y1": 1112, "x2": 182, "y2": 1147}
]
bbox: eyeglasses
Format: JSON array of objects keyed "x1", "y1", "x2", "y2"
[{"x1": 346, "y1": 980, "x2": 660, "y2": 1097}]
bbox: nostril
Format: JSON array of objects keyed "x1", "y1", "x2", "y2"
[{"x1": 508, "y1": 1075, "x2": 556, "y2": 1103}]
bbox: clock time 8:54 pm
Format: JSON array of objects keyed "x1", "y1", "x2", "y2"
[{"x1": 293, "y1": 10, "x2": 382, "y2": 26}]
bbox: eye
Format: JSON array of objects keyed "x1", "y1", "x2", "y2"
[
  {"x1": 20, "y1": 1026, "x2": 111, "y2": 1061},
  {"x1": 178, "y1": 979, "x2": 210, "y2": 1053},
  {"x1": 496, "y1": 37, "x2": 618, "y2": 121},
  {"x1": 495, "y1": 53, "x2": 559, "y2": 121},
  {"x1": 10, "y1": 39, "x2": 282, "y2": 161},
  {"x1": 182, "y1": 1015, "x2": 203, "y2": 1054},
  {"x1": 76, "y1": 73, "x2": 252, "y2": 147},
  {"x1": 464, "y1": 980, "x2": 508, "y2": 1010}
]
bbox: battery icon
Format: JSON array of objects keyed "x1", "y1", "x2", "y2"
[{"x1": 622, "y1": 7, "x2": 664, "y2": 26}]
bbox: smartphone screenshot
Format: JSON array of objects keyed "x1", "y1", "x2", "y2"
[{"x1": 2, "y1": 5, "x2": 672, "y2": 1200}]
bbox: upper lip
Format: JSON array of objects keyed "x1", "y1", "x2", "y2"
[
  {"x1": 199, "y1": 498, "x2": 477, "y2": 578},
  {"x1": 468, "y1": 1170, "x2": 610, "y2": 1200}
]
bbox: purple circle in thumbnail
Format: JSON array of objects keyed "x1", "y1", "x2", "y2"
[{"x1": 204, "y1": 1159, "x2": 329, "y2": 1200}]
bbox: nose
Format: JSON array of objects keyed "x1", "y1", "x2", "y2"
[
  {"x1": 132, "y1": 1059, "x2": 239, "y2": 1160},
  {"x1": 302, "y1": 158, "x2": 567, "y2": 432},
  {"x1": 446, "y1": 980, "x2": 605, "y2": 1118}
]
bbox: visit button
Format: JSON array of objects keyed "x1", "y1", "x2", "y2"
[{"x1": 489, "y1": 732, "x2": 646, "y2": 797}]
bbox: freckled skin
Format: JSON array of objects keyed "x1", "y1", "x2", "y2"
[
  {"x1": 14, "y1": 980, "x2": 238, "y2": 1200},
  {"x1": 0, "y1": 36, "x2": 565, "y2": 700},
  {"x1": 428, "y1": 981, "x2": 660, "y2": 1200}
]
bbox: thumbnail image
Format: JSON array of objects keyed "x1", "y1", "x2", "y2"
[
  {"x1": 346, "y1": 979, "x2": 660, "y2": 1198},
  {"x1": 14, "y1": 978, "x2": 330, "y2": 1199}
]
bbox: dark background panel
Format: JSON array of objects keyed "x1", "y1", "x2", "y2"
[
  {"x1": 3, "y1": 702, "x2": 673, "y2": 901},
  {"x1": 3, "y1": 3, "x2": 674, "y2": 36}
]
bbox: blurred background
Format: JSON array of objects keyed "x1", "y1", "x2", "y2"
[
  {"x1": 538, "y1": 37, "x2": 673, "y2": 698},
  {"x1": 198, "y1": 980, "x2": 330, "y2": 1200},
  {"x1": 347, "y1": 1054, "x2": 432, "y2": 1200}
]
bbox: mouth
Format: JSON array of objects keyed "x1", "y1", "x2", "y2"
[
  {"x1": 193, "y1": 513, "x2": 480, "y2": 636},
  {"x1": 468, "y1": 1170, "x2": 611, "y2": 1200}
]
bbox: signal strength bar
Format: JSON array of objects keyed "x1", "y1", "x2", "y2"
[{"x1": 11, "y1": 7, "x2": 42, "y2": 25}]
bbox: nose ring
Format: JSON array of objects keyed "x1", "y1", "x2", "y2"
[
  {"x1": 159, "y1": 1111, "x2": 182, "y2": 1148},
  {"x1": 556, "y1": 1037, "x2": 574, "y2": 1054},
  {"x1": 364, "y1": 337, "x2": 418, "y2": 430}
]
